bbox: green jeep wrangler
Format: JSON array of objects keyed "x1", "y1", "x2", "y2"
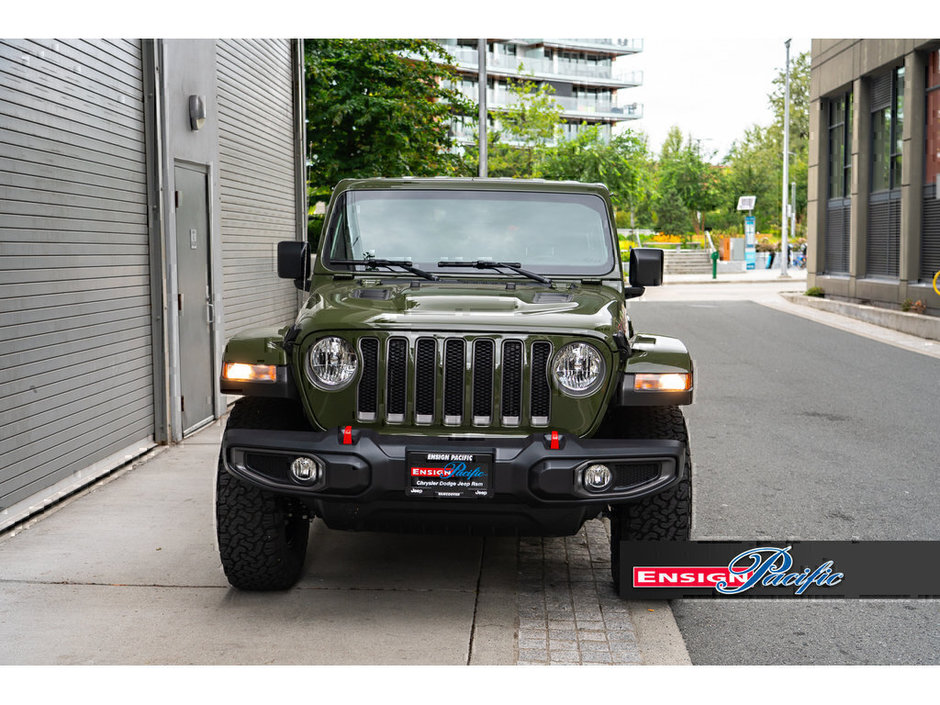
[{"x1": 216, "y1": 178, "x2": 693, "y2": 592}]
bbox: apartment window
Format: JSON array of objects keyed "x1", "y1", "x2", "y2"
[
  {"x1": 923, "y1": 49, "x2": 940, "y2": 282},
  {"x1": 871, "y1": 68, "x2": 904, "y2": 192},
  {"x1": 828, "y1": 94, "x2": 852, "y2": 198},
  {"x1": 867, "y1": 67, "x2": 904, "y2": 278},
  {"x1": 826, "y1": 92, "x2": 852, "y2": 274}
]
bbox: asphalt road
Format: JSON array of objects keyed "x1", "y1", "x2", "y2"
[{"x1": 628, "y1": 292, "x2": 940, "y2": 665}]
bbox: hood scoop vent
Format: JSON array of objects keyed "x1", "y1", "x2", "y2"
[
  {"x1": 532, "y1": 292, "x2": 573, "y2": 304},
  {"x1": 352, "y1": 288, "x2": 393, "y2": 301}
]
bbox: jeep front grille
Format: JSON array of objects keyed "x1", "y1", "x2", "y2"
[
  {"x1": 386, "y1": 338, "x2": 407, "y2": 422},
  {"x1": 414, "y1": 338, "x2": 436, "y2": 423},
  {"x1": 357, "y1": 338, "x2": 379, "y2": 421},
  {"x1": 472, "y1": 340, "x2": 494, "y2": 425},
  {"x1": 356, "y1": 336, "x2": 552, "y2": 429}
]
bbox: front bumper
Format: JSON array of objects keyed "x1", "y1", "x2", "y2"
[{"x1": 221, "y1": 428, "x2": 686, "y2": 535}]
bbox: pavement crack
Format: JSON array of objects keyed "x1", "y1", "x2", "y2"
[
  {"x1": 0, "y1": 578, "x2": 475, "y2": 594},
  {"x1": 466, "y1": 537, "x2": 486, "y2": 665}
]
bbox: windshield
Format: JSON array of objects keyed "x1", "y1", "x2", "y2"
[{"x1": 323, "y1": 189, "x2": 616, "y2": 276}]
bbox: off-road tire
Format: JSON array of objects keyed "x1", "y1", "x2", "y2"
[
  {"x1": 216, "y1": 398, "x2": 311, "y2": 591},
  {"x1": 606, "y1": 406, "x2": 692, "y2": 591}
]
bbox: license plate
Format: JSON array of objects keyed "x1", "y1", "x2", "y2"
[{"x1": 406, "y1": 451, "x2": 493, "y2": 499}]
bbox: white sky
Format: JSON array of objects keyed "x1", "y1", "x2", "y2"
[{"x1": 624, "y1": 37, "x2": 812, "y2": 159}]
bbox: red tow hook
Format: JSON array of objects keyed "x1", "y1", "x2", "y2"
[
  {"x1": 342, "y1": 425, "x2": 353, "y2": 445},
  {"x1": 550, "y1": 430, "x2": 560, "y2": 450}
]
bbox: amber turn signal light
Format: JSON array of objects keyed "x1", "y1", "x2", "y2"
[
  {"x1": 634, "y1": 373, "x2": 691, "y2": 391},
  {"x1": 223, "y1": 362, "x2": 277, "y2": 382}
]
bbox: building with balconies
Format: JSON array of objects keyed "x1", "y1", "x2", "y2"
[{"x1": 434, "y1": 38, "x2": 643, "y2": 145}]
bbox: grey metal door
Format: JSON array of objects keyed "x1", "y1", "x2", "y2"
[{"x1": 174, "y1": 164, "x2": 214, "y2": 434}]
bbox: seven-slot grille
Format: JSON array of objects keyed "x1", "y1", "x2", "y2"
[{"x1": 356, "y1": 336, "x2": 553, "y2": 428}]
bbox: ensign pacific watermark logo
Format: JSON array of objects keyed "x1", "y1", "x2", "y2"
[
  {"x1": 633, "y1": 546, "x2": 844, "y2": 595},
  {"x1": 410, "y1": 461, "x2": 488, "y2": 480},
  {"x1": 621, "y1": 541, "x2": 940, "y2": 599},
  {"x1": 634, "y1": 566, "x2": 754, "y2": 589}
]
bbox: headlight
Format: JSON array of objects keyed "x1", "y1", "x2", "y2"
[
  {"x1": 552, "y1": 342, "x2": 606, "y2": 397},
  {"x1": 305, "y1": 336, "x2": 358, "y2": 390}
]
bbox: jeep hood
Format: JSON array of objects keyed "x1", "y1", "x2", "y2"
[{"x1": 295, "y1": 279, "x2": 624, "y2": 341}]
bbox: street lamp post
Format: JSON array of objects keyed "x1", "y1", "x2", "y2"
[
  {"x1": 478, "y1": 38, "x2": 487, "y2": 178},
  {"x1": 780, "y1": 38, "x2": 791, "y2": 278},
  {"x1": 791, "y1": 181, "x2": 796, "y2": 254}
]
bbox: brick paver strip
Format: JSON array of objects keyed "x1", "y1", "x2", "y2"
[{"x1": 515, "y1": 518, "x2": 642, "y2": 665}]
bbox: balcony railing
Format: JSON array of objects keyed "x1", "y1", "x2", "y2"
[
  {"x1": 548, "y1": 38, "x2": 644, "y2": 53},
  {"x1": 450, "y1": 84, "x2": 643, "y2": 121},
  {"x1": 438, "y1": 45, "x2": 642, "y2": 87},
  {"x1": 449, "y1": 119, "x2": 619, "y2": 146}
]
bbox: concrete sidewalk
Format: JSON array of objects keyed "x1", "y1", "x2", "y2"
[
  {"x1": 0, "y1": 421, "x2": 491, "y2": 664},
  {"x1": 0, "y1": 420, "x2": 690, "y2": 666},
  {"x1": 664, "y1": 266, "x2": 808, "y2": 285}
]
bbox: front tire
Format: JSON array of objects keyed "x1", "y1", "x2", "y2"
[
  {"x1": 216, "y1": 398, "x2": 311, "y2": 591},
  {"x1": 606, "y1": 406, "x2": 692, "y2": 591}
]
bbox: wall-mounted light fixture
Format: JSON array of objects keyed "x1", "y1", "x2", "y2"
[{"x1": 189, "y1": 94, "x2": 206, "y2": 131}]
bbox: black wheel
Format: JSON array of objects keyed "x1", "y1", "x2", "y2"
[
  {"x1": 605, "y1": 406, "x2": 692, "y2": 591},
  {"x1": 215, "y1": 398, "x2": 311, "y2": 591}
]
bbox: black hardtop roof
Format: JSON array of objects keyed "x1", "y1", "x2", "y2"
[{"x1": 332, "y1": 176, "x2": 612, "y2": 199}]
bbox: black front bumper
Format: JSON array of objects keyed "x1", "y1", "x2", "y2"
[{"x1": 221, "y1": 428, "x2": 686, "y2": 535}]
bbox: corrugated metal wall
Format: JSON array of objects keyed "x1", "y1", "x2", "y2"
[
  {"x1": 0, "y1": 39, "x2": 154, "y2": 512},
  {"x1": 867, "y1": 191, "x2": 901, "y2": 278},
  {"x1": 922, "y1": 183, "x2": 940, "y2": 281},
  {"x1": 825, "y1": 199, "x2": 851, "y2": 274},
  {"x1": 216, "y1": 39, "x2": 299, "y2": 337}
]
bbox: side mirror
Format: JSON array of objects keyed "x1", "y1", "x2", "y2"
[
  {"x1": 277, "y1": 240, "x2": 309, "y2": 289},
  {"x1": 629, "y1": 248, "x2": 664, "y2": 288}
]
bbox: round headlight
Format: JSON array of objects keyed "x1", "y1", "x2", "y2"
[
  {"x1": 305, "y1": 336, "x2": 358, "y2": 390},
  {"x1": 552, "y1": 342, "x2": 606, "y2": 397}
]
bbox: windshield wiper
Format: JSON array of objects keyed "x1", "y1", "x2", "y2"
[
  {"x1": 437, "y1": 260, "x2": 552, "y2": 286},
  {"x1": 331, "y1": 258, "x2": 439, "y2": 281}
]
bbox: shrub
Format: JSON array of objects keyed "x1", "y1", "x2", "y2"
[
  {"x1": 805, "y1": 286, "x2": 825, "y2": 298},
  {"x1": 307, "y1": 215, "x2": 325, "y2": 248},
  {"x1": 651, "y1": 233, "x2": 683, "y2": 244},
  {"x1": 756, "y1": 238, "x2": 775, "y2": 253}
]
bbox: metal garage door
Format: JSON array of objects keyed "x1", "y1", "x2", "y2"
[{"x1": 0, "y1": 39, "x2": 154, "y2": 522}]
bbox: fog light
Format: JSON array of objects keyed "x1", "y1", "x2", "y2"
[
  {"x1": 290, "y1": 456, "x2": 321, "y2": 484},
  {"x1": 583, "y1": 463, "x2": 613, "y2": 492}
]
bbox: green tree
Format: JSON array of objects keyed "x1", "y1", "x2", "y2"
[
  {"x1": 769, "y1": 51, "x2": 810, "y2": 153},
  {"x1": 466, "y1": 72, "x2": 563, "y2": 178},
  {"x1": 717, "y1": 51, "x2": 811, "y2": 237},
  {"x1": 304, "y1": 39, "x2": 473, "y2": 193},
  {"x1": 537, "y1": 125, "x2": 653, "y2": 220},
  {"x1": 770, "y1": 50, "x2": 810, "y2": 239},
  {"x1": 655, "y1": 127, "x2": 722, "y2": 236},
  {"x1": 717, "y1": 125, "x2": 779, "y2": 232}
]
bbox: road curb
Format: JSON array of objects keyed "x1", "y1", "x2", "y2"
[
  {"x1": 663, "y1": 275, "x2": 808, "y2": 285},
  {"x1": 754, "y1": 295, "x2": 940, "y2": 360},
  {"x1": 780, "y1": 292, "x2": 940, "y2": 342},
  {"x1": 628, "y1": 601, "x2": 693, "y2": 665},
  {"x1": 469, "y1": 536, "x2": 519, "y2": 665}
]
